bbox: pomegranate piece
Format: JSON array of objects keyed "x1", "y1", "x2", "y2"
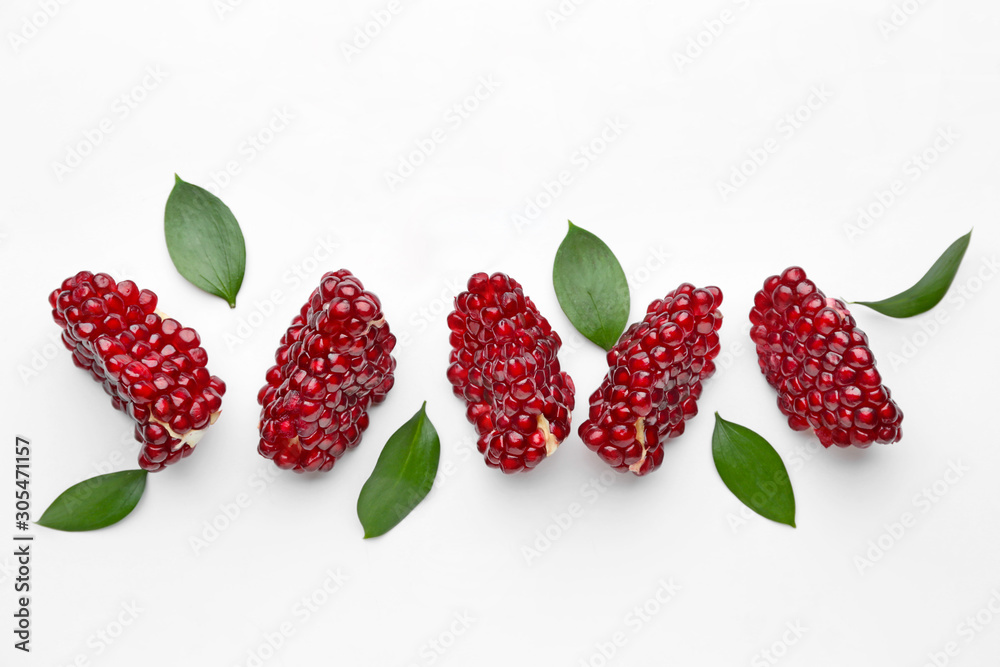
[
  {"x1": 749, "y1": 266, "x2": 903, "y2": 447},
  {"x1": 447, "y1": 272, "x2": 575, "y2": 473},
  {"x1": 580, "y1": 283, "x2": 723, "y2": 476},
  {"x1": 50, "y1": 271, "x2": 226, "y2": 471},
  {"x1": 258, "y1": 269, "x2": 396, "y2": 472}
]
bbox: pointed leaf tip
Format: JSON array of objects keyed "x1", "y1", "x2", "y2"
[{"x1": 854, "y1": 230, "x2": 972, "y2": 318}]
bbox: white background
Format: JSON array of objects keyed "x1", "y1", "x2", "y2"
[{"x1": 2, "y1": 0, "x2": 1000, "y2": 665}]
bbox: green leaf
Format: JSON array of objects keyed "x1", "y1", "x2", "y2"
[
  {"x1": 357, "y1": 403, "x2": 441, "y2": 539},
  {"x1": 853, "y1": 230, "x2": 972, "y2": 317},
  {"x1": 712, "y1": 414, "x2": 796, "y2": 528},
  {"x1": 552, "y1": 221, "x2": 630, "y2": 351},
  {"x1": 36, "y1": 470, "x2": 148, "y2": 532},
  {"x1": 164, "y1": 174, "x2": 246, "y2": 308}
]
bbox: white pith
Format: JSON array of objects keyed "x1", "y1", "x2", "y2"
[
  {"x1": 538, "y1": 415, "x2": 559, "y2": 456},
  {"x1": 628, "y1": 418, "x2": 647, "y2": 473},
  {"x1": 361, "y1": 316, "x2": 385, "y2": 336},
  {"x1": 152, "y1": 411, "x2": 221, "y2": 451}
]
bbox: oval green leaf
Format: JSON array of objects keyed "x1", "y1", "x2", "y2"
[
  {"x1": 553, "y1": 221, "x2": 630, "y2": 351},
  {"x1": 36, "y1": 470, "x2": 148, "y2": 532},
  {"x1": 712, "y1": 413, "x2": 795, "y2": 528},
  {"x1": 357, "y1": 402, "x2": 441, "y2": 539},
  {"x1": 853, "y1": 230, "x2": 972, "y2": 317},
  {"x1": 165, "y1": 174, "x2": 246, "y2": 308}
]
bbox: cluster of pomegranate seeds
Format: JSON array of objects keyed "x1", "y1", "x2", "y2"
[
  {"x1": 447, "y1": 272, "x2": 575, "y2": 473},
  {"x1": 257, "y1": 269, "x2": 396, "y2": 472},
  {"x1": 750, "y1": 266, "x2": 903, "y2": 447},
  {"x1": 50, "y1": 271, "x2": 226, "y2": 471},
  {"x1": 579, "y1": 284, "x2": 723, "y2": 476}
]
